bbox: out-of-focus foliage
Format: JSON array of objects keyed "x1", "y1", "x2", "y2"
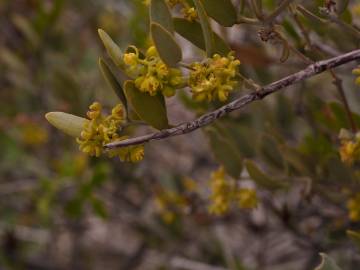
[{"x1": 1, "y1": 0, "x2": 360, "y2": 269}]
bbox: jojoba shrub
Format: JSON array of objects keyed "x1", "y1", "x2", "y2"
[{"x1": 2, "y1": 0, "x2": 360, "y2": 269}]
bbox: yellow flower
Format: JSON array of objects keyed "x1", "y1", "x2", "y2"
[
  {"x1": 353, "y1": 67, "x2": 360, "y2": 86},
  {"x1": 237, "y1": 189, "x2": 258, "y2": 209},
  {"x1": 123, "y1": 52, "x2": 138, "y2": 66},
  {"x1": 338, "y1": 129, "x2": 360, "y2": 165},
  {"x1": 347, "y1": 193, "x2": 360, "y2": 221},
  {"x1": 154, "y1": 189, "x2": 188, "y2": 224},
  {"x1": 339, "y1": 141, "x2": 359, "y2": 165},
  {"x1": 182, "y1": 7, "x2": 197, "y2": 21},
  {"x1": 208, "y1": 167, "x2": 234, "y2": 215},
  {"x1": 123, "y1": 45, "x2": 183, "y2": 96},
  {"x1": 189, "y1": 53, "x2": 240, "y2": 102},
  {"x1": 77, "y1": 102, "x2": 144, "y2": 162},
  {"x1": 207, "y1": 167, "x2": 259, "y2": 216}
]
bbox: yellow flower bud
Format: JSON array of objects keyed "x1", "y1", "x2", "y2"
[{"x1": 146, "y1": 46, "x2": 158, "y2": 58}]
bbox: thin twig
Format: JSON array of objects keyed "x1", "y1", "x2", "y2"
[
  {"x1": 105, "y1": 49, "x2": 360, "y2": 149},
  {"x1": 264, "y1": 0, "x2": 294, "y2": 23}
]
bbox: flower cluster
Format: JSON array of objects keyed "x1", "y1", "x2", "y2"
[
  {"x1": 237, "y1": 188, "x2": 259, "y2": 209},
  {"x1": 347, "y1": 193, "x2": 360, "y2": 221},
  {"x1": 338, "y1": 129, "x2": 360, "y2": 165},
  {"x1": 167, "y1": 0, "x2": 197, "y2": 21},
  {"x1": 208, "y1": 167, "x2": 258, "y2": 216},
  {"x1": 189, "y1": 53, "x2": 241, "y2": 102},
  {"x1": 77, "y1": 102, "x2": 144, "y2": 162},
  {"x1": 353, "y1": 66, "x2": 360, "y2": 86},
  {"x1": 154, "y1": 189, "x2": 189, "y2": 224},
  {"x1": 123, "y1": 46, "x2": 183, "y2": 97}
]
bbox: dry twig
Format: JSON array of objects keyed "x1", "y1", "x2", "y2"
[{"x1": 105, "y1": 49, "x2": 360, "y2": 149}]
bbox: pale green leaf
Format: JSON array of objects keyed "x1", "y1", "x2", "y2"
[
  {"x1": 173, "y1": 18, "x2": 230, "y2": 56},
  {"x1": 45, "y1": 112, "x2": 88, "y2": 137},
  {"x1": 150, "y1": 0, "x2": 174, "y2": 33},
  {"x1": 98, "y1": 29, "x2": 123, "y2": 68},
  {"x1": 207, "y1": 127, "x2": 243, "y2": 178},
  {"x1": 245, "y1": 160, "x2": 288, "y2": 190},
  {"x1": 98, "y1": 57, "x2": 127, "y2": 110},
  {"x1": 202, "y1": 0, "x2": 237, "y2": 27},
  {"x1": 151, "y1": 22, "x2": 182, "y2": 67},
  {"x1": 123, "y1": 80, "x2": 169, "y2": 130},
  {"x1": 193, "y1": 0, "x2": 215, "y2": 57}
]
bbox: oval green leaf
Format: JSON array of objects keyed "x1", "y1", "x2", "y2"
[
  {"x1": 173, "y1": 18, "x2": 231, "y2": 56},
  {"x1": 151, "y1": 22, "x2": 182, "y2": 67},
  {"x1": 98, "y1": 57, "x2": 127, "y2": 111},
  {"x1": 337, "y1": 0, "x2": 349, "y2": 15},
  {"x1": 207, "y1": 127, "x2": 242, "y2": 178},
  {"x1": 150, "y1": 0, "x2": 174, "y2": 33},
  {"x1": 245, "y1": 160, "x2": 288, "y2": 190},
  {"x1": 98, "y1": 29, "x2": 123, "y2": 68},
  {"x1": 123, "y1": 80, "x2": 169, "y2": 130},
  {"x1": 45, "y1": 112, "x2": 88, "y2": 137},
  {"x1": 202, "y1": 0, "x2": 237, "y2": 27},
  {"x1": 193, "y1": 0, "x2": 215, "y2": 57}
]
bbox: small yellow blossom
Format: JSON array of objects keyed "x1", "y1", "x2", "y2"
[
  {"x1": 347, "y1": 193, "x2": 360, "y2": 221},
  {"x1": 208, "y1": 167, "x2": 235, "y2": 215},
  {"x1": 340, "y1": 141, "x2": 360, "y2": 165},
  {"x1": 123, "y1": 46, "x2": 183, "y2": 96},
  {"x1": 338, "y1": 129, "x2": 360, "y2": 165},
  {"x1": 207, "y1": 167, "x2": 259, "y2": 216},
  {"x1": 181, "y1": 6, "x2": 197, "y2": 21},
  {"x1": 77, "y1": 102, "x2": 144, "y2": 162},
  {"x1": 189, "y1": 53, "x2": 241, "y2": 102},
  {"x1": 352, "y1": 67, "x2": 360, "y2": 86},
  {"x1": 154, "y1": 189, "x2": 188, "y2": 224},
  {"x1": 237, "y1": 188, "x2": 258, "y2": 209}
]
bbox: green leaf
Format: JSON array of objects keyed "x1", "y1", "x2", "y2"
[
  {"x1": 259, "y1": 135, "x2": 285, "y2": 171},
  {"x1": 193, "y1": 0, "x2": 215, "y2": 57},
  {"x1": 98, "y1": 29, "x2": 123, "y2": 68},
  {"x1": 123, "y1": 80, "x2": 169, "y2": 130},
  {"x1": 314, "y1": 253, "x2": 342, "y2": 270},
  {"x1": 337, "y1": 0, "x2": 350, "y2": 15},
  {"x1": 150, "y1": 0, "x2": 174, "y2": 33},
  {"x1": 207, "y1": 128, "x2": 243, "y2": 178},
  {"x1": 91, "y1": 197, "x2": 108, "y2": 219},
  {"x1": 98, "y1": 58, "x2": 127, "y2": 110},
  {"x1": 151, "y1": 22, "x2": 182, "y2": 67},
  {"x1": 45, "y1": 112, "x2": 88, "y2": 137},
  {"x1": 12, "y1": 14, "x2": 40, "y2": 47},
  {"x1": 173, "y1": 18, "x2": 231, "y2": 56},
  {"x1": 202, "y1": 0, "x2": 237, "y2": 27},
  {"x1": 245, "y1": 160, "x2": 287, "y2": 190}
]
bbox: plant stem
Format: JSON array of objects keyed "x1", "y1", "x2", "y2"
[
  {"x1": 105, "y1": 49, "x2": 360, "y2": 149},
  {"x1": 264, "y1": 0, "x2": 294, "y2": 23}
]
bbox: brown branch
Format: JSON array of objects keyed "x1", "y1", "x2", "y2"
[{"x1": 105, "y1": 49, "x2": 360, "y2": 149}]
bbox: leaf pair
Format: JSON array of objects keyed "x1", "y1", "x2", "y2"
[{"x1": 98, "y1": 27, "x2": 169, "y2": 131}]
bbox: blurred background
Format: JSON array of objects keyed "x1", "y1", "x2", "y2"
[{"x1": 1, "y1": 0, "x2": 360, "y2": 269}]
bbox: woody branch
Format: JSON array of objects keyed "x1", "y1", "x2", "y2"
[{"x1": 105, "y1": 49, "x2": 360, "y2": 149}]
